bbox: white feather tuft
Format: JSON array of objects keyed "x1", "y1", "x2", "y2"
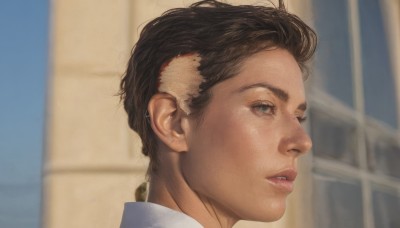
[{"x1": 158, "y1": 54, "x2": 204, "y2": 114}]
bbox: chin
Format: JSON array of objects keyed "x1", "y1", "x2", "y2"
[{"x1": 240, "y1": 198, "x2": 287, "y2": 222}]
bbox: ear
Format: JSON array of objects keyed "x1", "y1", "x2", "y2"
[{"x1": 147, "y1": 93, "x2": 189, "y2": 152}]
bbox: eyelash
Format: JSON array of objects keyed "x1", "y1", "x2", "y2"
[
  {"x1": 251, "y1": 101, "x2": 307, "y2": 123},
  {"x1": 297, "y1": 116, "x2": 307, "y2": 123},
  {"x1": 251, "y1": 102, "x2": 276, "y2": 116}
]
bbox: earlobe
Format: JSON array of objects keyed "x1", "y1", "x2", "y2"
[{"x1": 147, "y1": 93, "x2": 189, "y2": 152}]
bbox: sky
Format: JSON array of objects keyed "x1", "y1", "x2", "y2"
[{"x1": 0, "y1": 0, "x2": 49, "y2": 227}]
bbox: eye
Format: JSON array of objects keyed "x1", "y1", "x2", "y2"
[
  {"x1": 251, "y1": 102, "x2": 276, "y2": 115},
  {"x1": 297, "y1": 116, "x2": 307, "y2": 123}
]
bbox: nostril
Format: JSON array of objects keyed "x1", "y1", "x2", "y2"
[
  {"x1": 290, "y1": 131, "x2": 312, "y2": 156},
  {"x1": 279, "y1": 120, "x2": 313, "y2": 156}
]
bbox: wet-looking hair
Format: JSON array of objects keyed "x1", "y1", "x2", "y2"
[{"x1": 119, "y1": 0, "x2": 317, "y2": 174}]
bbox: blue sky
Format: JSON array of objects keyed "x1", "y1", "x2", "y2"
[{"x1": 0, "y1": 0, "x2": 49, "y2": 227}]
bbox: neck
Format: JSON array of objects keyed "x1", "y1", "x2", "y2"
[{"x1": 147, "y1": 157, "x2": 238, "y2": 228}]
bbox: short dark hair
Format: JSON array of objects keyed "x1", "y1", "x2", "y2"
[{"x1": 119, "y1": 0, "x2": 317, "y2": 174}]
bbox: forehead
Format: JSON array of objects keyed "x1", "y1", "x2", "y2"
[{"x1": 210, "y1": 48, "x2": 305, "y2": 100}]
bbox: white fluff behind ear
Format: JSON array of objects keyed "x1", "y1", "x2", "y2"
[{"x1": 158, "y1": 54, "x2": 204, "y2": 114}]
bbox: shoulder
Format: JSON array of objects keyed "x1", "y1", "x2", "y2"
[{"x1": 120, "y1": 202, "x2": 203, "y2": 228}]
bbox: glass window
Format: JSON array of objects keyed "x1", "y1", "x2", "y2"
[
  {"x1": 310, "y1": 107, "x2": 358, "y2": 166},
  {"x1": 310, "y1": 0, "x2": 400, "y2": 227},
  {"x1": 366, "y1": 126, "x2": 400, "y2": 179},
  {"x1": 313, "y1": 173, "x2": 364, "y2": 228},
  {"x1": 372, "y1": 188, "x2": 400, "y2": 228},
  {"x1": 311, "y1": 0, "x2": 354, "y2": 108},
  {"x1": 359, "y1": 0, "x2": 398, "y2": 128}
]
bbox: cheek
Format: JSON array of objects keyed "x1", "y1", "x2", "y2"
[
  {"x1": 184, "y1": 99, "x2": 295, "y2": 219},
  {"x1": 182, "y1": 110, "x2": 253, "y2": 185},
  {"x1": 182, "y1": 108, "x2": 283, "y2": 193},
  {"x1": 189, "y1": 110, "x2": 268, "y2": 170},
  {"x1": 182, "y1": 111, "x2": 289, "y2": 221},
  {"x1": 208, "y1": 110, "x2": 280, "y2": 165}
]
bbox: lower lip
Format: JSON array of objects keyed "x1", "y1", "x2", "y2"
[{"x1": 267, "y1": 178, "x2": 294, "y2": 192}]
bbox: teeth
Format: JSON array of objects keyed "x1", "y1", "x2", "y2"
[{"x1": 276, "y1": 176, "x2": 287, "y2": 180}]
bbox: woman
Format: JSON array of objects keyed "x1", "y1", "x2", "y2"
[{"x1": 119, "y1": 0, "x2": 317, "y2": 227}]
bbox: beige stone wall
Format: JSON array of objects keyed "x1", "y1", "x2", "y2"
[
  {"x1": 44, "y1": 0, "x2": 146, "y2": 227},
  {"x1": 44, "y1": 1, "x2": 310, "y2": 227}
]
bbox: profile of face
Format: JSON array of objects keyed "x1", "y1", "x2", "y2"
[{"x1": 180, "y1": 48, "x2": 312, "y2": 222}]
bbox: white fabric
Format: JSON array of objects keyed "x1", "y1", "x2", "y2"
[{"x1": 120, "y1": 202, "x2": 203, "y2": 228}]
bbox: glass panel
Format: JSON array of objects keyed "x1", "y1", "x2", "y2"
[
  {"x1": 372, "y1": 188, "x2": 400, "y2": 228},
  {"x1": 359, "y1": 0, "x2": 398, "y2": 128},
  {"x1": 366, "y1": 126, "x2": 400, "y2": 178},
  {"x1": 313, "y1": 172, "x2": 364, "y2": 228},
  {"x1": 311, "y1": 0, "x2": 354, "y2": 108},
  {"x1": 310, "y1": 107, "x2": 358, "y2": 166}
]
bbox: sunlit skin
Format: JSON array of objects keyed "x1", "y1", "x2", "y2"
[{"x1": 147, "y1": 48, "x2": 312, "y2": 228}]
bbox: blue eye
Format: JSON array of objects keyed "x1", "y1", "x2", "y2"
[{"x1": 252, "y1": 102, "x2": 276, "y2": 115}]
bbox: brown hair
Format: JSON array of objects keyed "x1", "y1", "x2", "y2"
[{"x1": 120, "y1": 0, "x2": 317, "y2": 174}]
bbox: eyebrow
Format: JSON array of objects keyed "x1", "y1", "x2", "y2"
[{"x1": 235, "y1": 82, "x2": 307, "y2": 111}]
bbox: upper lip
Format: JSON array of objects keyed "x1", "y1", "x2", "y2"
[{"x1": 268, "y1": 169, "x2": 297, "y2": 182}]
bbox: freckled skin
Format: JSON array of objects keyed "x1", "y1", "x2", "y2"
[{"x1": 180, "y1": 48, "x2": 312, "y2": 223}]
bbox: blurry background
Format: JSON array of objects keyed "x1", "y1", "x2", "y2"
[
  {"x1": 0, "y1": 0, "x2": 399, "y2": 228},
  {"x1": 0, "y1": 0, "x2": 49, "y2": 227}
]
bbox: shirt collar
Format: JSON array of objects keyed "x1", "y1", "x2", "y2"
[{"x1": 120, "y1": 202, "x2": 203, "y2": 228}]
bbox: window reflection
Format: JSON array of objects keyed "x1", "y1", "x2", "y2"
[
  {"x1": 313, "y1": 173, "x2": 364, "y2": 228},
  {"x1": 310, "y1": 107, "x2": 358, "y2": 166},
  {"x1": 359, "y1": 0, "x2": 398, "y2": 128},
  {"x1": 372, "y1": 188, "x2": 400, "y2": 228},
  {"x1": 311, "y1": 0, "x2": 354, "y2": 108},
  {"x1": 366, "y1": 125, "x2": 400, "y2": 179}
]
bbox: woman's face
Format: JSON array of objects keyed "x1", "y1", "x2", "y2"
[{"x1": 181, "y1": 48, "x2": 312, "y2": 222}]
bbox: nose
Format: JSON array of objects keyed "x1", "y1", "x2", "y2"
[{"x1": 278, "y1": 118, "x2": 312, "y2": 156}]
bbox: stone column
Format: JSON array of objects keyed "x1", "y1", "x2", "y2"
[{"x1": 44, "y1": 0, "x2": 147, "y2": 227}]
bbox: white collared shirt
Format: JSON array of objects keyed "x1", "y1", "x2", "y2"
[{"x1": 120, "y1": 202, "x2": 203, "y2": 228}]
